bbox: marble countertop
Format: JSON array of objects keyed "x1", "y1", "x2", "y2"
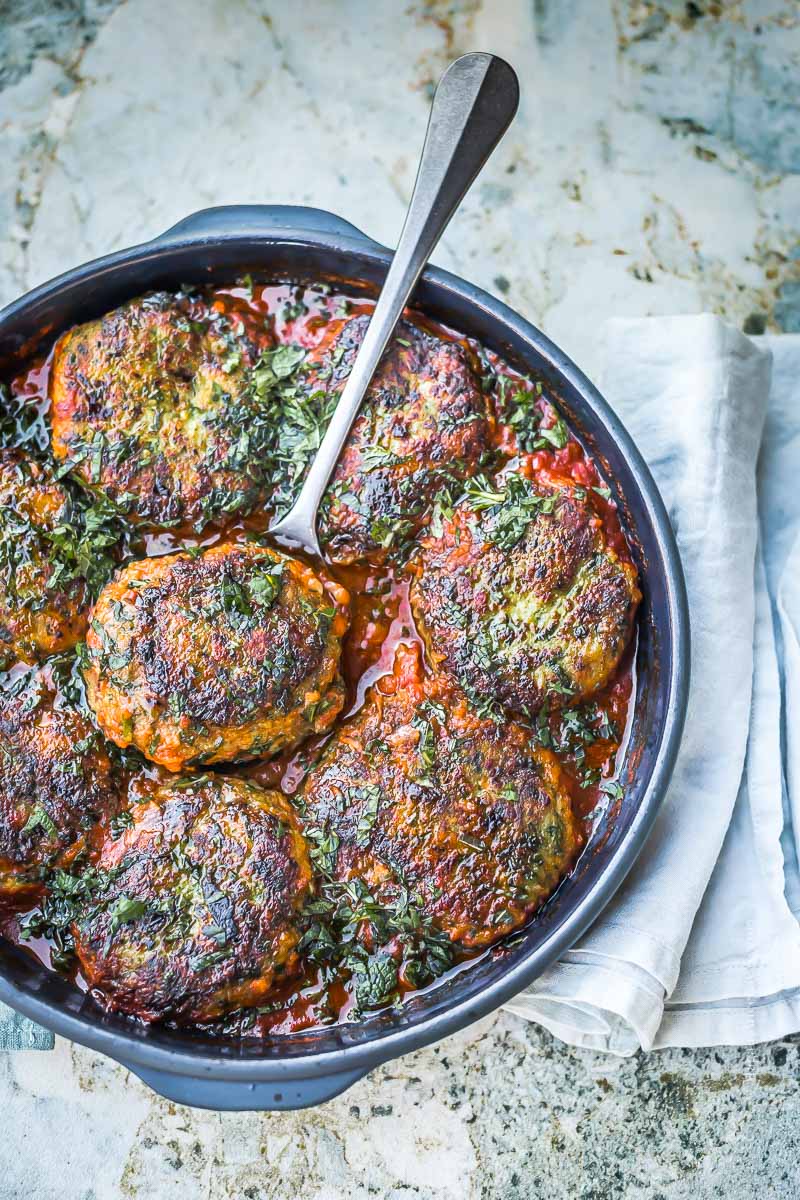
[{"x1": 1, "y1": 1, "x2": 799, "y2": 1196}]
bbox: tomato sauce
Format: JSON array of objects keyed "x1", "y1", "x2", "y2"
[{"x1": 0, "y1": 280, "x2": 637, "y2": 1037}]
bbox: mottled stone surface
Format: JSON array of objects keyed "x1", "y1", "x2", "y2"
[
  {"x1": 3, "y1": 1015, "x2": 800, "y2": 1198},
  {"x1": 1, "y1": 1, "x2": 800, "y2": 1196},
  {"x1": 0, "y1": 0, "x2": 120, "y2": 89}
]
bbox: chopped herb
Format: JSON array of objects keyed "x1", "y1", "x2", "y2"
[
  {"x1": 21, "y1": 804, "x2": 58, "y2": 840},
  {"x1": 19, "y1": 865, "x2": 112, "y2": 971},
  {"x1": 305, "y1": 823, "x2": 340, "y2": 875},
  {"x1": 109, "y1": 895, "x2": 148, "y2": 932},
  {"x1": 462, "y1": 476, "x2": 507, "y2": 510},
  {"x1": 463, "y1": 473, "x2": 557, "y2": 550},
  {"x1": 110, "y1": 810, "x2": 134, "y2": 838},
  {"x1": 369, "y1": 515, "x2": 415, "y2": 553},
  {"x1": 351, "y1": 952, "x2": 398, "y2": 1010},
  {"x1": 411, "y1": 710, "x2": 437, "y2": 782},
  {"x1": 253, "y1": 344, "x2": 306, "y2": 389},
  {"x1": 360, "y1": 445, "x2": 402, "y2": 472},
  {"x1": 534, "y1": 415, "x2": 569, "y2": 449},
  {"x1": 248, "y1": 562, "x2": 284, "y2": 608},
  {"x1": 352, "y1": 785, "x2": 383, "y2": 847},
  {"x1": 0, "y1": 382, "x2": 48, "y2": 452},
  {"x1": 189, "y1": 948, "x2": 229, "y2": 972}
]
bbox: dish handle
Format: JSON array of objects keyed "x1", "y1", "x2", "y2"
[
  {"x1": 153, "y1": 205, "x2": 382, "y2": 248},
  {"x1": 125, "y1": 1061, "x2": 370, "y2": 1111}
]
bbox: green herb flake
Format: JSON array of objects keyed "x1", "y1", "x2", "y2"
[
  {"x1": 109, "y1": 895, "x2": 148, "y2": 933},
  {"x1": 21, "y1": 804, "x2": 58, "y2": 840},
  {"x1": 352, "y1": 785, "x2": 383, "y2": 848}
]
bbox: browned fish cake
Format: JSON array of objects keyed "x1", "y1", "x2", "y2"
[
  {"x1": 300, "y1": 644, "x2": 582, "y2": 948},
  {"x1": 0, "y1": 449, "x2": 90, "y2": 668},
  {"x1": 0, "y1": 686, "x2": 120, "y2": 898},
  {"x1": 410, "y1": 473, "x2": 640, "y2": 719},
  {"x1": 291, "y1": 315, "x2": 495, "y2": 564},
  {"x1": 72, "y1": 774, "x2": 313, "y2": 1023},
  {"x1": 49, "y1": 292, "x2": 273, "y2": 531},
  {"x1": 82, "y1": 541, "x2": 351, "y2": 771}
]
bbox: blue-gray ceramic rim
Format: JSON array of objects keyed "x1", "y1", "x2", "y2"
[{"x1": 0, "y1": 207, "x2": 689, "y2": 1106}]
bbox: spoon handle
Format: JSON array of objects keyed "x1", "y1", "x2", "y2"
[{"x1": 269, "y1": 51, "x2": 520, "y2": 554}]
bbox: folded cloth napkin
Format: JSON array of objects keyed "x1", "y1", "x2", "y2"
[
  {"x1": 507, "y1": 317, "x2": 800, "y2": 1052},
  {"x1": 2, "y1": 317, "x2": 799, "y2": 1055},
  {"x1": 0, "y1": 1004, "x2": 53, "y2": 1050}
]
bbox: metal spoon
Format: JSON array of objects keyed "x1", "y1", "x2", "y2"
[{"x1": 269, "y1": 51, "x2": 520, "y2": 556}]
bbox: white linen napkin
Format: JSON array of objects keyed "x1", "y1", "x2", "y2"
[{"x1": 505, "y1": 315, "x2": 800, "y2": 1052}]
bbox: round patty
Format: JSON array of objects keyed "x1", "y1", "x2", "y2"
[
  {"x1": 50, "y1": 292, "x2": 273, "y2": 531},
  {"x1": 72, "y1": 774, "x2": 312, "y2": 1023},
  {"x1": 410, "y1": 473, "x2": 640, "y2": 719},
  {"x1": 0, "y1": 449, "x2": 89, "y2": 668},
  {"x1": 0, "y1": 686, "x2": 120, "y2": 898},
  {"x1": 83, "y1": 541, "x2": 350, "y2": 771},
  {"x1": 300, "y1": 644, "x2": 582, "y2": 948},
  {"x1": 294, "y1": 315, "x2": 494, "y2": 564}
]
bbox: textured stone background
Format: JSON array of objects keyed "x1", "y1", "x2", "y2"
[{"x1": 1, "y1": 2, "x2": 799, "y2": 1197}]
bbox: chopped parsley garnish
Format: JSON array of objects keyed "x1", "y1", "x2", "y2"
[
  {"x1": 110, "y1": 810, "x2": 135, "y2": 838},
  {"x1": 547, "y1": 700, "x2": 620, "y2": 789},
  {"x1": 351, "y1": 952, "x2": 398, "y2": 1010},
  {"x1": 20, "y1": 804, "x2": 58, "y2": 840},
  {"x1": 463, "y1": 473, "x2": 556, "y2": 550},
  {"x1": 249, "y1": 562, "x2": 284, "y2": 608},
  {"x1": 360, "y1": 445, "x2": 403, "y2": 472},
  {"x1": 0, "y1": 472, "x2": 132, "y2": 609},
  {"x1": 494, "y1": 374, "x2": 570, "y2": 454},
  {"x1": 248, "y1": 343, "x2": 337, "y2": 519},
  {"x1": 305, "y1": 823, "x2": 341, "y2": 875},
  {"x1": 19, "y1": 865, "x2": 113, "y2": 971},
  {"x1": 108, "y1": 895, "x2": 148, "y2": 933},
  {"x1": 190, "y1": 947, "x2": 230, "y2": 973},
  {"x1": 351, "y1": 785, "x2": 383, "y2": 847},
  {"x1": 534, "y1": 415, "x2": 569, "y2": 450},
  {"x1": 297, "y1": 874, "x2": 454, "y2": 1018}
]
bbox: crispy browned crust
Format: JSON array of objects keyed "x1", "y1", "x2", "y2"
[
  {"x1": 72, "y1": 774, "x2": 313, "y2": 1023},
  {"x1": 410, "y1": 484, "x2": 641, "y2": 718},
  {"x1": 0, "y1": 688, "x2": 120, "y2": 898},
  {"x1": 0, "y1": 449, "x2": 88, "y2": 668},
  {"x1": 49, "y1": 293, "x2": 273, "y2": 531},
  {"x1": 300, "y1": 644, "x2": 583, "y2": 948},
  {"x1": 83, "y1": 542, "x2": 351, "y2": 771},
  {"x1": 302, "y1": 315, "x2": 495, "y2": 564}
]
